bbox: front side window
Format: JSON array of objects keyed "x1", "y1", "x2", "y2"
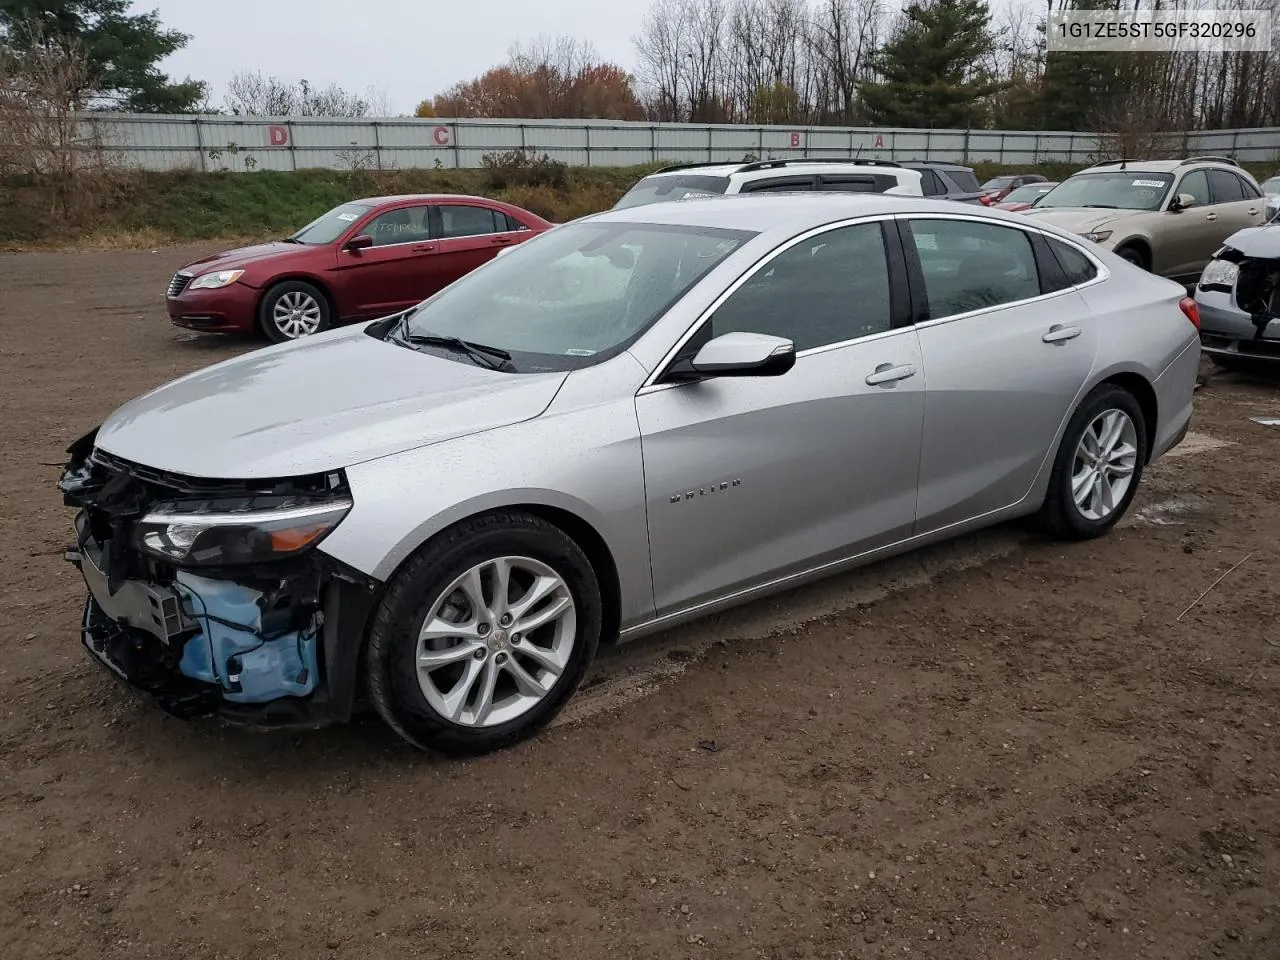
[
  {"x1": 908, "y1": 218, "x2": 1040, "y2": 319},
  {"x1": 1177, "y1": 170, "x2": 1212, "y2": 207},
  {"x1": 708, "y1": 222, "x2": 893, "y2": 351},
  {"x1": 612, "y1": 174, "x2": 731, "y2": 210},
  {"x1": 363, "y1": 206, "x2": 431, "y2": 246},
  {"x1": 399, "y1": 221, "x2": 753, "y2": 372},
  {"x1": 1003, "y1": 184, "x2": 1054, "y2": 205},
  {"x1": 290, "y1": 202, "x2": 373, "y2": 245},
  {"x1": 437, "y1": 204, "x2": 502, "y2": 239},
  {"x1": 1035, "y1": 172, "x2": 1173, "y2": 211}
]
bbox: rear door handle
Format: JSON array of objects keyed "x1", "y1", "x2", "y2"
[
  {"x1": 865, "y1": 363, "x2": 917, "y2": 386},
  {"x1": 411, "y1": 244, "x2": 437, "y2": 253},
  {"x1": 1043, "y1": 324, "x2": 1082, "y2": 343},
  {"x1": 1205, "y1": 212, "x2": 1218, "y2": 222},
  {"x1": 491, "y1": 236, "x2": 516, "y2": 245},
  {"x1": 1249, "y1": 208, "x2": 1259, "y2": 216}
]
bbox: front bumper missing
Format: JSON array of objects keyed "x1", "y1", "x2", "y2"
[{"x1": 59, "y1": 442, "x2": 381, "y2": 731}]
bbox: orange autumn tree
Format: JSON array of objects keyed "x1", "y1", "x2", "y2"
[{"x1": 427, "y1": 36, "x2": 644, "y2": 120}]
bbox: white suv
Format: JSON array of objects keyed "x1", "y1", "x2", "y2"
[{"x1": 613, "y1": 158, "x2": 924, "y2": 209}]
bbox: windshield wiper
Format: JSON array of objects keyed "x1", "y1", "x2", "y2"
[
  {"x1": 402, "y1": 332, "x2": 514, "y2": 371},
  {"x1": 279, "y1": 237, "x2": 303, "y2": 243},
  {"x1": 1078, "y1": 204, "x2": 1120, "y2": 209}
]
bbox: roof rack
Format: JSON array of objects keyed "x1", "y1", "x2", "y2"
[
  {"x1": 737, "y1": 157, "x2": 902, "y2": 173},
  {"x1": 1086, "y1": 158, "x2": 1139, "y2": 168},
  {"x1": 653, "y1": 161, "x2": 741, "y2": 173},
  {"x1": 1179, "y1": 155, "x2": 1239, "y2": 167}
]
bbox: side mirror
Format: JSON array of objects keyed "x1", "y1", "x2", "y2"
[
  {"x1": 686, "y1": 331, "x2": 796, "y2": 378},
  {"x1": 1171, "y1": 193, "x2": 1197, "y2": 212},
  {"x1": 345, "y1": 234, "x2": 374, "y2": 251}
]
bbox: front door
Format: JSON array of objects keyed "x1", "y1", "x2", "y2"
[
  {"x1": 637, "y1": 220, "x2": 925, "y2": 616},
  {"x1": 902, "y1": 216, "x2": 1099, "y2": 532},
  {"x1": 336, "y1": 204, "x2": 438, "y2": 317}
]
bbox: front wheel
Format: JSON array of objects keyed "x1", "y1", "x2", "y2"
[
  {"x1": 365, "y1": 511, "x2": 602, "y2": 755},
  {"x1": 259, "y1": 280, "x2": 331, "y2": 342},
  {"x1": 1115, "y1": 246, "x2": 1148, "y2": 270},
  {"x1": 1038, "y1": 384, "x2": 1147, "y2": 540}
]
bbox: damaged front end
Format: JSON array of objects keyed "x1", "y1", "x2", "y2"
[
  {"x1": 1197, "y1": 234, "x2": 1280, "y2": 361},
  {"x1": 58, "y1": 429, "x2": 379, "y2": 729}
]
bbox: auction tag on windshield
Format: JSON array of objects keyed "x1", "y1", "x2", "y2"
[
  {"x1": 915, "y1": 234, "x2": 938, "y2": 251},
  {"x1": 1132, "y1": 179, "x2": 1165, "y2": 188},
  {"x1": 336, "y1": 213, "x2": 359, "y2": 221},
  {"x1": 678, "y1": 191, "x2": 714, "y2": 201}
]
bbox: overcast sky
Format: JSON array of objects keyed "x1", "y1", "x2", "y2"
[{"x1": 137, "y1": 0, "x2": 650, "y2": 114}]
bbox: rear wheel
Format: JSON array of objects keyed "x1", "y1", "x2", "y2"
[
  {"x1": 365, "y1": 511, "x2": 601, "y2": 755},
  {"x1": 1038, "y1": 384, "x2": 1147, "y2": 540},
  {"x1": 259, "y1": 280, "x2": 331, "y2": 342},
  {"x1": 1114, "y1": 245, "x2": 1149, "y2": 271}
]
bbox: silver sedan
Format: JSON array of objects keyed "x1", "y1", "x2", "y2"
[{"x1": 59, "y1": 194, "x2": 1202, "y2": 754}]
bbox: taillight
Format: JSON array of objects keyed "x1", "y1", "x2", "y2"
[
  {"x1": 979, "y1": 195, "x2": 992, "y2": 205},
  {"x1": 1179, "y1": 296, "x2": 1201, "y2": 329}
]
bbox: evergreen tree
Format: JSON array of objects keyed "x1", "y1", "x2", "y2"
[
  {"x1": 858, "y1": 0, "x2": 1003, "y2": 128},
  {"x1": 0, "y1": 0, "x2": 205, "y2": 112}
]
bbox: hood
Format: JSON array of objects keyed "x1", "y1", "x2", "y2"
[
  {"x1": 1023, "y1": 207, "x2": 1140, "y2": 235},
  {"x1": 181, "y1": 241, "x2": 315, "y2": 274},
  {"x1": 1219, "y1": 223, "x2": 1280, "y2": 258},
  {"x1": 95, "y1": 326, "x2": 569, "y2": 479}
]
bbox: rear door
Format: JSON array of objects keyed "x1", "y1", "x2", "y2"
[
  {"x1": 430, "y1": 203, "x2": 515, "y2": 290},
  {"x1": 904, "y1": 215, "x2": 1099, "y2": 531},
  {"x1": 335, "y1": 203, "x2": 438, "y2": 317},
  {"x1": 1208, "y1": 168, "x2": 1265, "y2": 240}
]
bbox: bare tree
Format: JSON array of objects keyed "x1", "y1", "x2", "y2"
[
  {"x1": 634, "y1": 0, "x2": 691, "y2": 119},
  {"x1": 224, "y1": 71, "x2": 370, "y2": 117}
]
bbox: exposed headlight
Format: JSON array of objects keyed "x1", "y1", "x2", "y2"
[
  {"x1": 1083, "y1": 230, "x2": 1113, "y2": 243},
  {"x1": 189, "y1": 269, "x2": 245, "y2": 290},
  {"x1": 1199, "y1": 258, "x2": 1240, "y2": 289},
  {"x1": 135, "y1": 498, "x2": 352, "y2": 567}
]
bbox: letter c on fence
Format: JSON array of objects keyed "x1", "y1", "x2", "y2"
[
  {"x1": 433, "y1": 126, "x2": 451, "y2": 146},
  {"x1": 268, "y1": 125, "x2": 289, "y2": 147},
  {"x1": 790, "y1": 132, "x2": 802, "y2": 148}
]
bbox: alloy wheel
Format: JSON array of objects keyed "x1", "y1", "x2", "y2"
[
  {"x1": 1071, "y1": 408, "x2": 1139, "y2": 521},
  {"x1": 272, "y1": 291, "x2": 323, "y2": 338},
  {"x1": 415, "y1": 556, "x2": 577, "y2": 728}
]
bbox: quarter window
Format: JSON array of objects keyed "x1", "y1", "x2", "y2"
[
  {"x1": 821, "y1": 176, "x2": 893, "y2": 193},
  {"x1": 908, "y1": 219, "x2": 1041, "y2": 319},
  {"x1": 363, "y1": 206, "x2": 431, "y2": 246},
  {"x1": 1238, "y1": 175, "x2": 1263, "y2": 199},
  {"x1": 709, "y1": 222, "x2": 893, "y2": 351},
  {"x1": 1047, "y1": 237, "x2": 1099, "y2": 286},
  {"x1": 739, "y1": 177, "x2": 816, "y2": 194},
  {"x1": 436, "y1": 204, "x2": 503, "y2": 239}
]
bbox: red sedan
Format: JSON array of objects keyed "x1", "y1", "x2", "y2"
[{"x1": 166, "y1": 194, "x2": 553, "y2": 341}]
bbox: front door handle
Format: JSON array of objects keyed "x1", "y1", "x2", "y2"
[
  {"x1": 865, "y1": 362, "x2": 917, "y2": 386},
  {"x1": 1205, "y1": 212, "x2": 1218, "y2": 222},
  {"x1": 1043, "y1": 324, "x2": 1082, "y2": 343}
]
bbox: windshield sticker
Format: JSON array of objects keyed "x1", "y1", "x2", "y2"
[
  {"x1": 336, "y1": 212, "x2": 359, "y2": 221},
  {"x1": 915, "y1": 234, "x2": 938, "y2": 251},
  {"x1": 565, "y1": 348, "x2": 597, "y2": 356},
  {"x1": 678, "y1": 191, "x2": 715, "y2": 201},
  {"x1": 1132, "y1": 179, "x2": 1165, "y2": 188}
]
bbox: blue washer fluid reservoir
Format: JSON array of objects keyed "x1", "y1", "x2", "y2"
[{"x1": 175, "y1": 572, "x2": 319, "y2": 703}]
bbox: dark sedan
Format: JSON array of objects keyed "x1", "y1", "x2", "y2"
[{"x1": 166, "y1": 194, "x2": 553, "y2": 341}]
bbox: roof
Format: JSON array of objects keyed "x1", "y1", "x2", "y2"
[
  {"x1": 584, "y1": 192, "x2": 1041, "y2": 235},
  {"x1": 1076, "y1": 157, "x2": 1244, "y2": 175},
  {"x1": 350, "y1": 193, "x2": 498, "y2": 205},
  {"x1": 643, "y1": 160, "x2": 914, "y2": 180},
  {"x1": 899, "y1": 160, "x2": 974, "y2": 170}
]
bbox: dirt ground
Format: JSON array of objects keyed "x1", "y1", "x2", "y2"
[{"x1": 1, "y1": 246, "x2": 1277, "y2": 960}]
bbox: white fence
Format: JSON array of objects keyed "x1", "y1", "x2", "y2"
[{"x1": 79, "y1": 113, "x2": 1280, "y2": 171}]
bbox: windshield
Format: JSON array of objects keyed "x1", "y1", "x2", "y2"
[
  {"x1": 399, "y1": 220, "x2": 755, "y2": 372},
  {"x1": 981, "y1": 177, "x2": 1015, "y2": 190},
  {"x1": 1035, "y1": 172, "x2": 1172, "y2": 211},
  {"x1": 290, "y1": 203, "x2": 373, "y2": 244},
  {"x1": 613, "y1": 174, "x2": 732, "y2": 210},
  {"x1": 1263, "y1": 177, "x2": 1280, "y2": 196},
  {"x1": 1003, "y1": 183, "x2": 1055, "y2": 204}
]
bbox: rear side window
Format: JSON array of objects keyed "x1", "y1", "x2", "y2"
[
  {"x1": 436, "y1": 204, "x2": 503, "y2": 239},
  {"x1": 1208, "y1": 169, "x2": 1245, "y2": 204},
  {"x1": 739, "y1": 176, "x2": 817, "y2": 194},
  {"x1": 820, "y1": 175, "x2": 895, "y2": 193},
  {"x1": 943, "y1": 168, "x2": 981, "y2": 193},
  {"x1": 1235, "y1": 174, "x2": 1263, "y2": 200},
  {"x1": 1047, "y1": 238, "x2": 1099, "y2": 286},
  {"x1": 919, "y1": 170, "x2": 947, "y2": 196},
  {"x1": 908, "y1": 218, "x2": 1040, "y2": 319}
]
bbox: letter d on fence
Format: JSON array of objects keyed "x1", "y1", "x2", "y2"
[{"x1": 268, "y1": 125, "x2": 289, "y2": 147}]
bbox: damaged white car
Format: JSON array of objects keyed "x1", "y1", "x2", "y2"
[{"x1": 1196, "y1": 225, "x2": 1280, "y2": 369}]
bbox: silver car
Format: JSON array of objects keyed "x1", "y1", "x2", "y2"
[{"x1": 59, "y1": 194, "x2": 1202, "y2": 755}]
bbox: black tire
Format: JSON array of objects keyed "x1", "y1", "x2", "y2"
[
  {"x1": 1037, "y1": 384, "x2": 1148, "y2": 541},
  {"x1": 258, "y1": 280, "x2": 331, "y2": 343},
  {"x1": 366, "y1": 510, "x2": 602, "y2": 756},
  {"x1": 1115, "y1": 245, "x2": 1148, "y2": 270}
]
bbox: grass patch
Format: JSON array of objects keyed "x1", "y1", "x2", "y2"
[{"x1": 2, "y1": 159, "x2": 1274, "y2": 249}]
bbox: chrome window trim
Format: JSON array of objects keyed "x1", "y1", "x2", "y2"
[{"x1": 638, "y1": 214, "x2": 899, "y2": 393}]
